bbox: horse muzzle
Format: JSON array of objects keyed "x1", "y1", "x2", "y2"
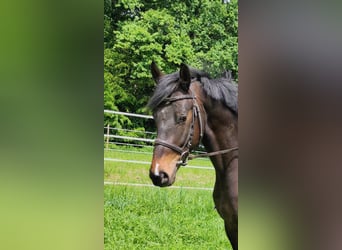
[
  {"x1": 149, "y1": 169, "x2": 172, "y2": 187},
  {"x1": 149, "y1": 158, "x2": 178, "y2": 187}
]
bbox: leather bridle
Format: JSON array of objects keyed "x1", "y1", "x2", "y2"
[
  {"x1": 154, "y1": 89, "x2": 239, "y2": 166},
  {"x1": 154, "y1": 91, "x2": 203, "y2": 166}
]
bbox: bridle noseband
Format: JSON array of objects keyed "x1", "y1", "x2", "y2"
[
  {"x1": 154, "y1": 92, "x2": 202, "y2": 166},
  {"x1": 154, "y1": 90, "x2": 238, "y2": 166}
]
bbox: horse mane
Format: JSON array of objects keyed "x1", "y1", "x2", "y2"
[{"x1": 147, "y1": 67, "x2": 238, "y2": 116}]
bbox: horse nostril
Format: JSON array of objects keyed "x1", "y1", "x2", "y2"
[
  {"x1": 149, "y1": 170, "x2": 169, "y2": 187},
  {"x1": 159, "y1": 171, "x2": 168, "y2": 181},
  {"x1": 158, "y1": 171, "x2": 169, "y2": 187}
]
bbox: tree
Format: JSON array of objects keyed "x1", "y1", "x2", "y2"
[{"x1": 104, "y1": 0, "x2": 238, "y2": 133}]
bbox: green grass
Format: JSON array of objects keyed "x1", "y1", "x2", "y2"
[
  {"x1": 104, "y1": 185, "x2": 231, "y2": 250},
  {"x1": 104, "y1": 146, "x2": 232, "y2": 249},
  {"x1": 104, "y1": 148, "x2": 215, "y2": 188},
  {"x1": 104, "y1": 148, "x2": 212, "y2": 167}
]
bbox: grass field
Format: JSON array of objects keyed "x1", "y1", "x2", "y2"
[
  {"x1": 104, "y1": 147, "x2": 232, "y2": 249},
  {"x1": 104, "y1": 148, "x2": 215, "y2": 187}
]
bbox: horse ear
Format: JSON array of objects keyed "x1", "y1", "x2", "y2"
[
  {"x1": 179, "y1": 63, "x2": 191, "y2": 91},
  {"x1": 150, "y1": 61, "x2": 164, "y2": 83}
]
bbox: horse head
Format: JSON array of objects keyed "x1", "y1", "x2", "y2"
[{"x1": 148, "y1": 62, "x2": 204, "y2": 187}]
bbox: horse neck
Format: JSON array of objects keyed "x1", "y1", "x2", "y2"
[{"x1": 194, "y1": 85, "x2": 238, "y2": 173}]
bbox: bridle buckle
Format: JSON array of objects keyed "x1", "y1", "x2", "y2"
[{"x1": 178, "y1": 151, "x2": 190, "y2": 166}]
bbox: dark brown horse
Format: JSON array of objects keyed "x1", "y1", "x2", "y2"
[{"x1": 147, "y1": 62, "x2": 238, "y2": 249}]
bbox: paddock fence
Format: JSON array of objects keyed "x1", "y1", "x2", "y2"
[{"x1": 104, "y1": 110, "x2": 213, "y2": 170}]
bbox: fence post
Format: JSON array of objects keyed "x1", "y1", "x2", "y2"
[{"x1": 106, "y1": 124, "x2": 110, "y2": 149}]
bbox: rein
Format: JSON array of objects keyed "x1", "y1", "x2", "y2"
[
  {"x1": 188, "y1": 147, "x2": 239, "y2": 160},
  {"x1": 154, "y1": 91, "x2": 238, "y2": 166}
]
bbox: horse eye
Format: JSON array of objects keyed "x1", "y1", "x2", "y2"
[{"x1": 178, "y1": 116, "x2": 187, "y2": 123}]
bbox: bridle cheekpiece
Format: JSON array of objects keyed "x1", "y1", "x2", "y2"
[
  {"x1": 153, "y1": 90, "x2": 238, "y2": 166},
  {"x1": 154, "y1": 90, "x2": 203, "y2": 166}
]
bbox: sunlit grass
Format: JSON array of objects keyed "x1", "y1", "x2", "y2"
[
  {"x1": 104, "y1": 185, "x2": 231, "y2": 250},
  {"x1": 104, "y1": 147, "x2": 212, "y2": 167},
  {"x1": 104, "y1": 146, "x2": 232, "y2": 249},
  {"x1": 104, "y1": 147, "x2": 215, "y2": 188}
]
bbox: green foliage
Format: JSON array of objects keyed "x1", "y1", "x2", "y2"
[{"x1": 104, "y1": 0, "x2": 238, "y2": 131}]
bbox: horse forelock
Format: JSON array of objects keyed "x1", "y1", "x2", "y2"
[{"x1": 147, "y1": 72, "x2": 179, "y2": 111}]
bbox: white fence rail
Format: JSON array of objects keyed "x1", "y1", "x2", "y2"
[
  {"x1": 104, "y1": 110, "x2": 213, "y2": 190},
  {"x1": 104, "y1": 110, "x2": 153, "y2": 119},
  {"x1": 103, "y1": 109, "x2": 209, "y2": 155},
  {"x1": 104, "y1": 110, "x2": 155, "y2": 148},
  {"x1": 106, "y1": 135, "x2": 155, "y2": 143},
  {"x1": 104, "y1": 158, "x2": 212, "y2": 170}
]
